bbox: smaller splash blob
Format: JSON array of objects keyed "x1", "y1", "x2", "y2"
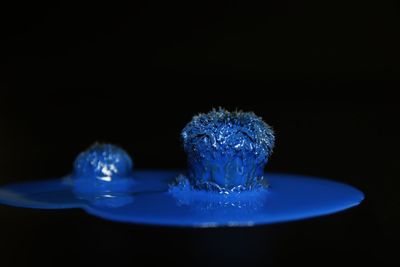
[
  {"x1": 177, "y1": 108, "x2": 275, "y2": 193},
  {"x1": 70, "y1": 143, "x2": 135, "y2": 195}
]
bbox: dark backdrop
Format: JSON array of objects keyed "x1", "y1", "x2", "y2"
[{"x1": 1, "y1": 1, "x2": 399, "y2": 266}]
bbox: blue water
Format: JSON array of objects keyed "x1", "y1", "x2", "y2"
[
  {"x1": 0, "y1": 170, "x2": 364, "y2": 227},
  {"x1": 181, "y1": 109, "x2": 275, "y2": 191}
]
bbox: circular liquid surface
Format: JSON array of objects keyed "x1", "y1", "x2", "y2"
[{"x1": 0, "y1": 170, "x2": 364, "y2": 227}]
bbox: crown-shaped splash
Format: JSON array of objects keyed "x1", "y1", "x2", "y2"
[{"x1": 181, "y1": 108, "x2": 275, "y2": 192}]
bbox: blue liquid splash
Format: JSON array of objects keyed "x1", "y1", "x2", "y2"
[
  {"x1": 180, "y1": 109, "x2": 275, "y2": 192},
  {"x1": 0, "y1": 115, "x2": 364, "y2": 227},
  {"x1": 70, "y1": 143, "x2": 135, "y2": 195}
]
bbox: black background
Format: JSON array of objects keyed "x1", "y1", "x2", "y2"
[{"x1": 1, "y1": 1, "x2": 399, "y2": 266}]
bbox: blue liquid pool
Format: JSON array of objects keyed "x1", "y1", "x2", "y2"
[{"x1": 0, "y1": 170, "x2": 364, "y2": 227}]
